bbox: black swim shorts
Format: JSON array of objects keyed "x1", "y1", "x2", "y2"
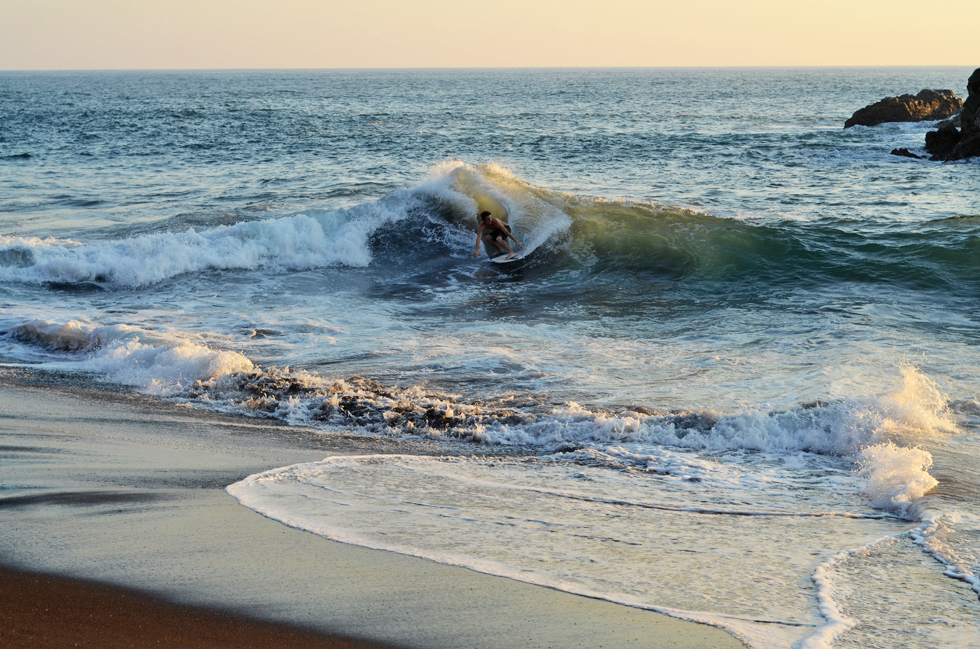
[{"x1": 486, "y1": 224, "x2": 511, "y2": 240}]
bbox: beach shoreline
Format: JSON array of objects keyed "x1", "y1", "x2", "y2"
[{"x1": 0, "y1": 374, "x2": 743, "y2": 649}]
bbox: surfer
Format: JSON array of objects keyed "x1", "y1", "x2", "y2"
[{"x1": 473, "y1": 211, "x2": 523, "y2": 260}]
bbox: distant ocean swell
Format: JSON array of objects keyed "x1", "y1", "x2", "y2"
[{"x1": 0, "y1": 163, "x2": 978, "y2": 293}]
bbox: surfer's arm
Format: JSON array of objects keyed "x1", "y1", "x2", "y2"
[
  {"x1": 506, "y1": 228, "x2": 523, "y2": 249},
  {"x1": 473, "y1": 224, "x2": 484, "y2": 258}
]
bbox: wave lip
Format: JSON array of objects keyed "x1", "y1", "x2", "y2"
[{"x1": 0, "y1": 162, "x2": 543, "y2": 288}]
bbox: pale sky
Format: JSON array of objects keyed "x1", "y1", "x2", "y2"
[{"x1": 1, "y1": 0, "x2": 977, "y2": 70}]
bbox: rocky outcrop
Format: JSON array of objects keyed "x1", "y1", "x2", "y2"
[
  {"x1": 924, "y1": 123, "x2": 962, "y2": 160},
  {"x1": 844, "y1": 89, "x2": 962, "y2": 128},
  {"x1": 924, "y1": 68, "x2": 980, "y2": 161},
  {"x1": 890, "y1": 148, "x2": 922, "y2": 159}
]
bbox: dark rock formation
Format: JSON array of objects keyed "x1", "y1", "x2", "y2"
[
  {"x1": 844, "y1": 89, "x2": 962, "y2": 128},
  {"x1": 890, "y1": 148, "x2": 922, "y2": 159},
  {"x1": 951, "y1": 132, "x2": 980, "y2": 161},
  {"x1": 925, "y1": 123, "x2": 961, "y2": 160},
  {"x1": 925, "y1": 68, "x2": 980, "y2": 161}
]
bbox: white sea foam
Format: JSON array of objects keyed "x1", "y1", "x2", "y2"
[
  {"x1": 0, "y1": 163, "x2": 575, "y2": 287},
  {"x1": 0, "y1": 195, "x2": 426, "y2": 288},
  {"x1": 3, "y1": 299, "x2": 963, "y2": 649},
  {"x1": 228, "y1": 454, "x2": 912, "y2": 649},
  {"x1": 3, "y1": 314, "x2": 952, "y2": 517},
  {"x1": 0, "y1": 212, "x2": 385, "y2": 287},
  {"x1": 910, "y1": 512, "x2": 980, "y2": 598},
  {"x1": 857, "y1": 442, "x2": 938, "y2": 512},
  {"x1": 6, "y1": 319, "x2": 253, "y2": 394},
  {"x1": 803, "y1": 535, "x2": 899, "y2": 649},
  {"x1": 220, "y1": 362, "x2": 962, "y2": 648}
]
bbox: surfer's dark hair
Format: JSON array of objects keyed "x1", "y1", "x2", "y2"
[{"x1": 480, "y1": 211, "x2": 492, "y2": 219}]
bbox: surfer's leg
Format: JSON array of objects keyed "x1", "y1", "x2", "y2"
[
  {"x1": 484, "y1": 234, "x2": 504, "y2": 255},
  {"x1": 496, "y1": 236, "x2": 516, "y2": 259}
]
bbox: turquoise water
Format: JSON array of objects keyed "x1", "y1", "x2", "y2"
[{"x1": 2, "y1": 68, "x2": 979, "y2": 648}]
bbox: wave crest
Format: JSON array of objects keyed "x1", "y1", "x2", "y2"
[
  {"x1": 6, "y1": 319, "x2": 253, "y2": 394},
  {"x1": 3, "y1": 163, "x2": 978, "y2": 292}
]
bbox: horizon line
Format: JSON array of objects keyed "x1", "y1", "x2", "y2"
[{"x1": 1, "y1": 64, "x2": 976, "y2": 74}]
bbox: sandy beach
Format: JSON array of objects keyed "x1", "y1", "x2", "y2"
[
  {"x1": 0, "y1": 374, "x2": 742, "y2": 649},
  {"x1": 0, "y1": 566, "x2": 391, "y2": 649}
]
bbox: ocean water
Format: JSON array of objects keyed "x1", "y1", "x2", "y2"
[{"x1": 2, "y1": 68, "x2": 979, "y2": 648}]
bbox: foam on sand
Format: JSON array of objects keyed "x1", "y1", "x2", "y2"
[{"x1": 227, "y1": 454, "x2": 910, "y2": 649}]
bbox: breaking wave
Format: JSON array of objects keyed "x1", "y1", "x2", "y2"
[
  {"x1": 3, "y1": 319, "x2": 253, "y2": 395},
  {"x1": 2, "y1": 162, "x2": 978, "y2": 293},
  {"x1": 2, "y1": 317, "x2": 950, "y2": 516}
]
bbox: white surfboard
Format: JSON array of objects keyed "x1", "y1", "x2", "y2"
[
  {"x1": 489, "y1": 253, "x2": 525, "y2": 264},
  {"x1": 483, "y1": 235, "x2": 526, "y2": 263}
]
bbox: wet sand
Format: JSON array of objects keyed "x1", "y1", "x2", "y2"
[
  {"x1": 0, "y1": 567, "x2": 389, "y2": 649},
  {"x1": 0, "y1": 375, "x2": 743, "y2": 649}
]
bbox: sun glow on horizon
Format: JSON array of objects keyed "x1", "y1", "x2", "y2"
[{"x1": 1, "y1": 0, "x2": 978, "y2": 71}]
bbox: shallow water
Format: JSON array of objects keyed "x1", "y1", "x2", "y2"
[{"x1": 2, "y1": 68, "x2": 979, "y2": 648}]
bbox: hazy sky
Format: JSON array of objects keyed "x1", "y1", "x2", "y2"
[{"x1": 2, "y1": 0, "x2": 978, "y2": 70}]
